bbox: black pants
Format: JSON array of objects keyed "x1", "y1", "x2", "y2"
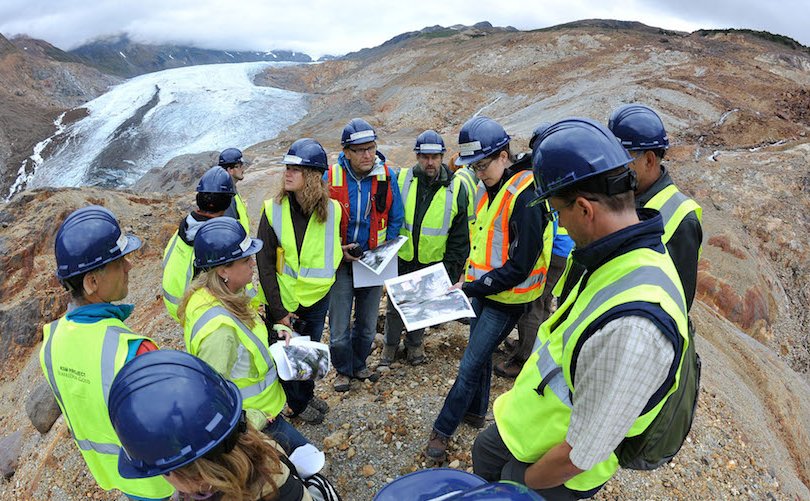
[{"x1": 473, "y1": 423, "x2": 601, "y2": 500}]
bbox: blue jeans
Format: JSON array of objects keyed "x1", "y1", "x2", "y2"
[
  {"x1": 328, "y1": 263, "x2": 383, "y2": 377},
  {"x1": 433, "y1": 297, "x2": 522, "y2": 438},
  {"x1": 263, "y1": 414, "x2": 309, "y2": 454},
  {"x1": 280, "y1": 293, "x2": 330, "y2": 414}
]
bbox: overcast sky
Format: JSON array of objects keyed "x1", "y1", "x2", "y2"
[{"x1": 1, "y1": 0, "x2": 807, "y2": 57}]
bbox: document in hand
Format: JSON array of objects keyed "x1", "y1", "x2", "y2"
[
  {"x1": 356, "y1": 235, "x2": 408, "y2": 274},
  {"x1": 384, "y1": 263, "x2": 476, "y2": 332}
]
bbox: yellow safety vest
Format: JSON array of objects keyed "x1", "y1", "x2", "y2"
[
  {"x1": 183, "y1": 288, "x2": 286, "y2": 420},
  {"x1": 465, "y1": 171, "x2": 553, "y2": 304},
  {"x1": 397, "y1": 168, "x2": 462, "y2": 263},
  {"x1": 161, "y1": 231, "x2": 193, "y2": 322},
  {"x1": 40, "y1": 317, "x2": 174, "y2": 498},
  {"x1": 453, "y1": 166, "x2": 478, "y2": 231},
  {"x1": 643, "y1": 184, "x2": 703, "y2": 253},
  {"x1": 234, "y1": 193, "x2": 250, "y2": 233},
  {"x1": 494, "y1": 246, "x2": 688, "y2": 492},
  {"x1": 262, "y1": 197, "x2": 342, "y2": 312}
]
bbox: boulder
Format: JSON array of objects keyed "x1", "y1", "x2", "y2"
[
  {"x1": 0, "y1": 430, "x2": 23, "y2": 479},
  {"x1": 26, "y1": 381, "x2": 62, "y2": 434}
]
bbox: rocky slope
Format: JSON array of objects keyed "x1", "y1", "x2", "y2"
[
  {"x1": 70, "y1": 34, "x2": 313, "y2": 78},
  {"x1": 0, "y1": 34, "x2": 120, "y2": 196},
  {"x1": 1, "y1": 19, "x2": 809, "y2": 500}
]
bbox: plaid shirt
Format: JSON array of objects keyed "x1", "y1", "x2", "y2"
[{"x1": 566, "y1": 316, "x2": 674, "y2": 470}]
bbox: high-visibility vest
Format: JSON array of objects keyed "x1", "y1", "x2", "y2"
[
  {"x1": 262, "y1": 197, "x2": 342, "y2": 312},
  {"x1": 397, "y1": 168, "x2": 462, "y2": 263},
  {"x1": 327, "y1": 163, "x2": 393, "y2": 249},
  {"x1": 643, "y1": 184, "x2": 703, "y2": 253},
  {"x1": 161, "y1": 231, "x2": 193, "y2": 322},
  {"x1": 234, "y1": 193, "x2": 250, "y2": 233},
  {"x1": 40, "y1": 317, "x2": 174, "y2": 498},
  {"x1": 453, "y1": 166, "x2": 478, "y2": 231},
  {"x1": 494, "y1": 246, "x2": 688, "y2": 493},
  {"x1": 465, "y1": 171, "x2": 553, "y2": 304},
  {"x1": 183, "y1": 288, "x2": 286, "y2": 420}
]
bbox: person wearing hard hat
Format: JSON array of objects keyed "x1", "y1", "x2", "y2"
[
  {"x1": 425, "y1": 117, "x2": 553, "y2": 464},
  {"x1": 219, "y1": 147, "x2": 251, "y2": 233},
  {"x1": 380, "y1": 130, "x2": 470, "y2": 366},
  {"x1": 325, "y1": 118, "x2": 404, "y2": 393},
  {"x1": 177, "y1": 217, "x2": 309, "y2": 455},
  {"x1": 107, "y1": 350, "x2": 323, "y2": 500},
  {"x1": 256, "y1": 138, "x2": 342, "y2": 425},
  {"x1": 473, "y1": 118, "x2": 696, "y2": 499},
  {"x1": 495, "y1": 124, "x2": 575, "y2": 379},
  {"x1": 608, "y1": 104, "x2": 703, "y2": 311},
  {"x1": 161, "y1": 166, "x2": 235, "y2": 322},
  {"x1": 40, "y1": 206, "x2": 174, "y2": 501}
]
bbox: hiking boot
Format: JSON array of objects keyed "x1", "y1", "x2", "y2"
[
  {"x1": 333, "y1": 374, "x2": 351, "y2": 393},
  {"x1": 424, "y1": 430, "x2": 448, "y2": 463},
  {"x1": 462, "y1": 412, "x2": 486, "y2": 429},
  {"x1": 407, "y1": 344, "x2": 426, "y2": 366},
  {"x1": 378, "y1": 344, "x2": 398, "y2": 366},
  {"x1": 309, "y1": 396, "x2": 329, "y2": 414},
  {"x1": 494, "y1": 357, "x2": 524, "y2": 379},
  {"x1": 354, "y1": 368, "x2": 380, "y2": 383},
  {"x1": 295, "y1": 403, "x2": 324, "y2": 425}
]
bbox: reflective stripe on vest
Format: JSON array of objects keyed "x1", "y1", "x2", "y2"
[
  {"x1": 494, "y1": 247, "x2": 688, "y2": 492},
  {"x1": 40, "y1": 318, "x2": 173, "y2": 497},
  {"x1": 263, "y1": 198, "x2": 341, "y2": 311},
  {"x1": 161, "y1": 232, "x2": 194, "y2": 321},
  {"x1": 465, "y1": 171, "x2": 552, "y2": 303},
  {"x1": 189, "y1": 305, "x2": 279, "y2": 400},
  {"x1": 398, "y1": 168, "x2": 460, "y2": 263},
  {"x1": 643, "y1": 184, "x2": 702, "y2": 246}
]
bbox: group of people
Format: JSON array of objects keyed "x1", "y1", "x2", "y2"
[{"x1": 40, "y1": 103, "x2": 703, "y2": 500}]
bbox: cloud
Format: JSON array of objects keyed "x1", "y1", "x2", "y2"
[{"x1": 0, "y1": 0, "x2": 807, "y2": 58}]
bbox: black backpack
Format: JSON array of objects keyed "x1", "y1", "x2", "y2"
[{"x1": 615, "y1": 323, "x2": 701, "y2": 470}]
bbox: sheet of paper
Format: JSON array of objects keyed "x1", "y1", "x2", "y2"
[
  {"x1": 353, "y1": 256, "x2": 398, "y2": 287},
  {"x1": 384, "y1": 263, "x2": 476, "y2": 331},
  {"x1": 356, "y1": 235, "x2": 408, "y2": 274}
]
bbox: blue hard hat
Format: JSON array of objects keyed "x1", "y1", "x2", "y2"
[
  {"x1": 341, "y1": 118, "x2": 377, "y2": 146},
  {"x1": 528, "y1": 122, "x2": 553, "y2": 151},
  {"x1": 218, "y1": 148, "x2": 244, "y2": 166},
  {"x1": 445, "y1": 481, "x2": 546, "y2": 500},
  {"x1": 455, "y1": 117, "x2": 510, "y2": 166},
  {"x1": 196, "y1": 166, "x2": 236, "y2": 194},
  {"x1": 532, "y1": 117, "x2": 633, "y2": 200},
  {"x1": 54, "y1": 205, "x2": 142, "y2": 280},
  {"x1": 374, "y1": 468, "x2": 486, "y2": 501},
  {"x1": 193, "y1": 217, "x2": 263, "y2": 270},
  {"x1": 607, "y1": 104, "x2": 669, "y2": 151},
  {"x1": 282, "y1": 138, "x2": 329, "y2": 172},
  {"x1": 108, "y1": 350, "x2": 244, "y2": 479},
  {"x1": 414, "y1": 129, "x2": 446, "y2": 154}
]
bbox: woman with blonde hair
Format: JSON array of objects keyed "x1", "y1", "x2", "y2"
[
  {"x1": 108, "y1": 349, "x2": 319, "y2": 501},
  {"x1": 257, "y1": 138, "x2": 343, "y2": 424},
  {"x1": 178, "y1": 217, "x2": 309, "y2": 454}
]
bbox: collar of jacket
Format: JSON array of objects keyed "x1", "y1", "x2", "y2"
[
  {"x1": 179, "y1": 212, "x2": 213, "y2": 244},
  {"x1": 571, "y1": 208, "x2": 665, "y2": 272},
  {"x1": 337, "y1": 152, "x2": 387, "y2": 181},
  {"x1": 411, "y1": 162, "x2": 451, "y2": 186},
  {"x1": 635, "y1": 164, "x2": 673, "y2": 206},
  {"x1": 66, "y1": 302, "x2": 134, "y2": 324}
]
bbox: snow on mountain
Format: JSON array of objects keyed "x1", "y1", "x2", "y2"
[{"x1": 23, "y1": 62, "x2": 307, "y2": 191}]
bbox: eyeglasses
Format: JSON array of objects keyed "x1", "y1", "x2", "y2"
[
  {"x1": 471, "y1": 156, "x2": 495, "y2": 172},
  {"x1": 348, "y1": 144, "x2": 376, "y2": 155},
  {"x1": 545, "y1": 198, "x2": 576, "y2": 222}
]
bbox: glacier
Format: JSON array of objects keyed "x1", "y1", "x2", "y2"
[{"x1": 20, "y1": 62, "x2": 307, "y2": 193}]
